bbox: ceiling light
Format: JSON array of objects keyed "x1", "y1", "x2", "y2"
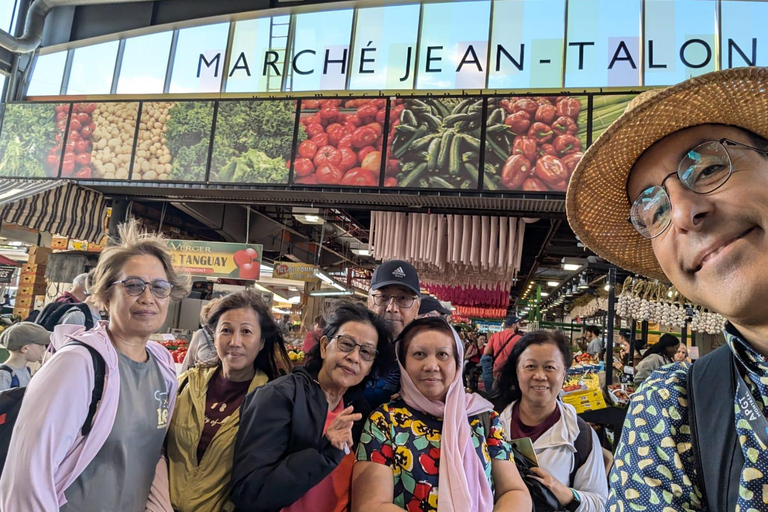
[
  {"x1": 305, "y1": 215, "x2": 320, "y2": 222},
  {"x1": 289, "y1": 286, "x2": 299, "y2": 292},
  {"x1": 352, "y1": 248, "x2": 372, "y2": 257},
  {"x1": 314, "y1": 269, "x2": 346, "y2": 291},
  {"x1": 563, "y1": 264, "x2": 581, "y2": 271},
  {"x1": 308, "y1": 290, "x2": 354, "y2": 297},
  {"x1": 604, "y1": 284, "x2": 612, "y2": 291},
  {"x1": 540, "y1": 292, "x2": 549, "y2": 297},
  {"x1": 547, "y1": 281, "x2": 559, "y2": 287},
  {"x1": 9, "y1": 241, "x2": 24, "y2": 247},
  {"x1": 288, "y1": 296, "x2": 301, "y2": 304}
]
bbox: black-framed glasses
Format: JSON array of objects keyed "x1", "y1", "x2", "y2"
[
  {"x1": 112, "y1": 278, "x2": 174, "y2": 299},
  {"x1": 371, "y1": 293, "x2": 417, "y2": 308},
  {"x1": 333, "y1": 334, "x2": 378, "y2": 362},
  {"x1": 628, "y1": 138, "x2": 768, "y2": 239}
]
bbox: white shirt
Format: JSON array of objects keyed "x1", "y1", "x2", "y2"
[{"x1": 500, "y1": 400, "x2": 608, "y2": 512}]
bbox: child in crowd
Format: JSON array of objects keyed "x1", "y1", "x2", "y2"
[{"x1": 0, "y1": 322, "x2": 51, "y2": 390}]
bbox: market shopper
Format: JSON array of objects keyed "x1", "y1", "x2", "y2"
[
  {"x1": 566, "y1": 67, "x2": 768, "y2": 511},
  {"x1": 167, "y1": 289, "x2": 290, "y2": 512},
  {"x1": 55, "y1": 272, "x2": 89, "y2": 304},
  {"x1": 0, "y1": 220, "x2": 190, "y2": 511},
  {"x1": 364, "y1": 259, "x2": 421, "y2": 407},
  {"x1": 59, "y1": 271, "x2": 102, "y2": 329},
  {"x1": 303, "y1": 314, "x2": 326, "y2": 353},
  {"x1": 674, "y1": 343, "x2": 690, "y2": 363},
  {"x1": 180, "y1": 298, "x2": 220, "y2": 373},
  {"x1": 352, "y1": 317, "x2": 531, "y2": 512},
  {"x1": 464, "y1": 331, "x2": 485, "y2": 391},
  {"x1": 230, "y1": 302, "x2": 394, "y2": 512},
  {"x1": 583, "y1": 326, "x2": 603, "y2": 358},
  {"x1": 480, "y1": 316, "x2": 521, "y2": 393},
  {"x1": 495, "y1": 330, "x2": 608, "y2": 512},
  {"x1": 632, "y1": 333, "x2": 680, "y2": 387},
  {"x1": 418, "y1": 295, "x2": 452, "y2": 321},
  {"x1": 0, "y1": 322, "x2": 50, "y2": 390}
]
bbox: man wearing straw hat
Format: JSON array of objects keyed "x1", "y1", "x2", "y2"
[{"x1": 567, "y1": 67, "x2": 768, "y2": 511}]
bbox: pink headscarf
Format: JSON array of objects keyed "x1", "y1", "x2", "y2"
[{"x1": 397, "y1": 325, "x2": 495, "y2": 512}]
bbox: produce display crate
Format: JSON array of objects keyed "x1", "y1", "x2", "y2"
[
  {"x1": 20, "y1": 274, "x2": 46, "y2": 285},
  {"x1": 21, "y1": 263, "x2": 47, "y2": 276},
  {"x1": 17, "y1": 283, "x2": 47, "y2": 297},
  {"x1": 13, "y1": 307, "x2": 31, "y2": 319},
  {"x1": 27, "y1": 246, "x2": 52, "y2": 265},
  {"x1": 15, "y1": 296, "x2": 33, "y2": 309},
  {"x1": 562, "y1": 389, "x2": 607, "y2": 414}
]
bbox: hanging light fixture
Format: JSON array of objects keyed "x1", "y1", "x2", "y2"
[{"x1": 578, "y1": 274, "x2": 589, "y2": 289}]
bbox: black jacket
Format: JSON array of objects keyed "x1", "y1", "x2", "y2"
[{"x1": 230, "y1": 367, "x2": 364, "y2": 512}]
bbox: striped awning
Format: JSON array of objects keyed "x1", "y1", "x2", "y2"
[{"x1": 0, "y1": 180, "x2": 106, "y2": 243}]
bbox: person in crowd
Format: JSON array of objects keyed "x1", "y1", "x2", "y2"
[
  {"x1": 59, "y1": 271, "x2": 103, "y2": 329},
  {"x1": 611, "y1": 329, "x2": 635, "y2": 383},
  {"x1": 583, "y1": 326, "x2": 603, "y2": 358},
  {"x1": 566, "y1": 67, "x2": 768, "y2": 510},
  {"x1": 632, "y1": 333, "x2": 680, "y2": 387},
  {"x1": 0, "y1": 219, "x2": 190, "y2": 511},
  {"x1": 364, "y1": 259, "x2": 421, "y2": 408},
  {"x1": 573, "y1": 336, "x2": 588, "y2": 354},
  {"x1": 55, "y1": 272, "x2": 89, "y2": 304},
  {"x1": 480, "y1": 316, "x2": 522, "y2": 394},
  {"x1": 0, "y1": 322, "x2": 50, "y2": 390},
  {"x1": 303, "y1": 314, "x2": 326, "y2": 353},
  {"x1": 418, "y1": 295, "x2": 452, "y2": 322},
  {"x1": 277, "y1": 314, "x2": 292, "y2": 337},
  {"x1": 167, "y1": 289, "x2": 290, "y2": 512},
  {"x1": 494, "y1": 330, "x2": 608, "y2": 511},
  {"x1": 463, "y1": 331, "x2": 485, "y2": 391},
  {"x1": 1, "y1": 293, "x2": 11, "y2": 307},
  {"x1": 674, "y1": 343, "x2": 690, "y2": 363},
  {"x1": 230, "y1": 302, "x2": 394, "y2": 512},
  {"x1": 180, "y1": 298, "x2": 220, "y2": 373},
  {"x1": 352, "y1": 317, "x2": 531, "y2": 512}
]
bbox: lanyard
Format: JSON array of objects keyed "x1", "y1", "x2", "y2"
[{"x1": 734, "y1": 358, "x2": 768, "y2": 449}]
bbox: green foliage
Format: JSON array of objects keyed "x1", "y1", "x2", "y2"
[
  {"x1": 218, "y1": 149, "x2": 287, "y2": 184},
  {"x1": 0, "y1": 104, "x2": 59, "y2": 177},
  {"x1": 165, "y1": 101, "x2": 214, "y2": 181}
]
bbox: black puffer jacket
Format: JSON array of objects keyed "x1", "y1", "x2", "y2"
[{"x1": 230, "y1": 367, "x2": 367, "y2": 512}]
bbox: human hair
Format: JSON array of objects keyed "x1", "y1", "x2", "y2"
[
  {"x1": 89, "y1": 220, "x2": 191, "y2": 309},
  {"x1": 743, "y1": 127, "x2": 768, "y2": 155},
  {"x1": 200, "y1": 297, "x2": 220, "y2": 324},
  {"x1": 304, "y1": 302, "x2": 394, "y2": 393},
  {"x1": 314, "y1": 314, "x2": 326, "y2": 329},
  {"x1": 641, "y1": 333, "x2": 680, "y2": 361},
  {"x1": 493, "y1": 330, "x2": 573, "y2": 411},
  {"x1": 73, "y1": 273, "x2": 88, "y2": 288},
  {"x1": 396, "y1": 317, "x2": 459, "y2": 367},
  {"x1": 205, "y1": 289, "x2": 290, "y2": 381},
  {"x1": 584, "y1": 325, "x2": 601, "y2": 336}
]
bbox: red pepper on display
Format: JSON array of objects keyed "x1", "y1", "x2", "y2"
[
  {"x1": 75, "y1": 153, "x2": 91, "y2": 166},
  {"x1": 560, "y1": 152, "x2": 584, "y2": 174},
  {"x1": 537, "y1": 143, "x2": 557, "y2": 159},
  {"x1": 357, "y1": 146, "x2": 376, "y2": 164},
  {"x1": 512, "y1": 136, "x2": 537, "y2": 162},
  {"x1": 303, "y1": 100, "x2": 321, "y2": 109},
  {"x1": 357, "y1": 104, "x2": 378, "y2": 121},
  {"x1": 319, "y1": 107, "x2": 339, "y2": 122},
  {"x1": 535, "y1": 104, "x2": 557, "y2": 124},
  {"x1": 337, "y1": 134, "x2": 353, "y2": 148},
  {"x1": 69, "y1": 119, "x2": 82, "y2": 132},
  {"x1": 504, "y1": 111, "x2": 531, "y2": 135},
  {"x1": 522, "y1": 178, "x2": 549, "y2": 192},
  {"x1": 552, "y1": 116, "x2": 578, "y2": 136},
  {"x1": 501, "y1": 154, "x2": 532, "y2": 189},
  {"x1": 74, "y1": 166, "x2": 92, "y2": 179},
  {"x1": 80, "y1": 124, "x2": 94, "y2": 139},
  {"x1": 556, "y1": 97, "x2": 581, "y2": 117},
  {"x1": 62, "y1": 153, "x2": 76, "y2": 176},
  {"x1": 328, "y1": 126, "x2": 350, "y2": 147},
  {"x1": 74, "y1": 139, "x2": 90, "y2": 154},
  {"x1": 553, "y1": 134, "x2": 581, "y2": 155},
  {"x1": 527, "y1": 122, "x2": 554, "y2": 143},
  {"x1": 512, "y1": 98, "x2": 539, "y2": 116},
  {"x1": 535, "y1": 155, "x2": 568, "y2": 186}
]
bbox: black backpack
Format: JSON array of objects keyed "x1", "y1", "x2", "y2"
[
  {"x1": 36, "y1": 302, "x2": 94, "y2": 331},
  {"x1": 0, "y1": 341, "x2": 105, "y2": 475}
]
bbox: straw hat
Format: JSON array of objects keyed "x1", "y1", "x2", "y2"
[{"x1": 566, "y1": 67, "x2": 768, "y2": 282}]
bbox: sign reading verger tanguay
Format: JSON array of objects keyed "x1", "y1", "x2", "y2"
[{"x1": 167, "y1": 240, "x2": 263, "y2": 280}]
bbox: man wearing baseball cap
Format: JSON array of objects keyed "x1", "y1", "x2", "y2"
[
  {"x1": 364, "y1": 260, "x2": 421, "y2": 408},
  {"x1": 0, "y1": 322, "x2": 51, "y2": 390},
  {"x1": 567, "y1": 67, "x2": 768, "y2": 511}
]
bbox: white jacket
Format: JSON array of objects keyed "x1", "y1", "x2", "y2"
[{"x1": 500, "y1": 401, "x2": 608, "y2": 512}]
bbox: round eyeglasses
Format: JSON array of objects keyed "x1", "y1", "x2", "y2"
[
  {"x1": 333, "y1": 334, "x2": 379, "y2": 362},
  {"x1": 112, "y1": 278, "x2": 174, "y2": 299},
  {"x1": 628, "y1": 138, "x2": 768, "y2": 239},
  {"x1": 371, "y1": 294, "x2": 417, "y2": 308}
]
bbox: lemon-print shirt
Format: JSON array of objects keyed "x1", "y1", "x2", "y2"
[
  {"x1": 356, "y1": 398, "x2": 511, "y2": 511},
  {"x1": 607, "y1": 326, "x2": 768, "y2": 512}
]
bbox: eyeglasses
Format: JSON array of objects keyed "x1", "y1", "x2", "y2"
[
  {"x1": 628, "y1": 138, "x2": 768, "y2": 239},
  {"x1": 333, "y1": 334, "x2": 378, "y2": 362},
  {"x1": 371, "y1": 293, "x2": 417, "y2": 308},
  {"x1": 112, "y1": 278, "x2": 174, "y2": 299}
]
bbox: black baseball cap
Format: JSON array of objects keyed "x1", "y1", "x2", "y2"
[
  {"x1": 619, "y1": 328, "x2": 632, "y2": 339},
  {"x1": 370, "y1": 260, "x2": 420, "y2": 296},
  {"x1": 503, "y1": 316, "x2": 520, "y2": 327},
  {"x1": 418, "y1": 296, "x2": 451, "y2": 316}
]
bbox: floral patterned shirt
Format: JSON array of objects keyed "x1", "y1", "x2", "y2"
[
  {"x1": 355, "y1": 398, "x2": 511, "y2": 512},
  {"x1": 606, "y1": 325, "x2": 768, "y2": 512}
]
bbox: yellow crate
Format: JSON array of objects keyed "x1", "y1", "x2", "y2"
[{"x1": 563, "y1": 389, "x2": 607, "y2": 413}]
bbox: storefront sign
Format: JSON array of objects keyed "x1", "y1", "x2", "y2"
[
  {"x1": 167, "y1": 240, "x2": 263, "y2": 280},
  {"x1": 30, "y1": 0, "x2": 768, "y2": 98},
  {"x1": 273, "y1": 262, "x2": 318, "y2": 282},
  {"x1": 0, "y1": 266, "x2": 15, "y2": 284}
]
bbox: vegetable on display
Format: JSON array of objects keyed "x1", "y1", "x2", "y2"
[
  {"x1": 590, "y1": 95, "x2": 634, "y2": 142},
  {"x1": 69, "y1": 102, "x2": 138, "y2": 180},
  {"x1": 212, "y1": 100, "x2": 305, "y2": 184},
  {"x1": 292, "y1": 98, "x2": 386, "y2": 187},
  {"x1": 0, "y1": 103, "x2": 66, "y2": 178},
  {"x1": 385, "y1": 97, "x2": 481, "y2": 189},
  {"x1": 483, "y1": 95, "x2": 588, "y2": 192}
]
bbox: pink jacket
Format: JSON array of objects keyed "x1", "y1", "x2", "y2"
[{"x1": 0, "y1": 322, "x2": 177, "y2": 512}]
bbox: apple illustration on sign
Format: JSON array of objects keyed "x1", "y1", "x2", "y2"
[{"x1": 233, "y1": 247, "x2": 260, "y2": 280}]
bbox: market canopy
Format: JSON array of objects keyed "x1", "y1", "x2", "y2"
[{"x1": 0, "y1": 179, "x2": 106, "y2": 243}]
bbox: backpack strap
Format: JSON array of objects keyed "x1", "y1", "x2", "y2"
[
  {"x1": 479, "y1": 411, "x2": 492, "y2": 436},
  {"x1": 0, "y1": 365, "x2": 18, "y2": 389},
  {"x1": 569, "y1": 416, "x2": 594, "y2": 486},
  {"x1": 688, "y1": 345, "x2": 741, "y2": 512},
  {"x1": 494, "y1": 332, "x2": 518, "y2": 359},
  {"x1": 65, "y1": 341, "x2": 106, "y2": 436}
]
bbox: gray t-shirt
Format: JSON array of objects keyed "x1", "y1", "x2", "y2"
[
  {"x1": 0, "y1": 364, "x2": 31, "y2": 390},
  {"x1": 61, "y1": 350, "x2": 170, "y2": 512}
]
